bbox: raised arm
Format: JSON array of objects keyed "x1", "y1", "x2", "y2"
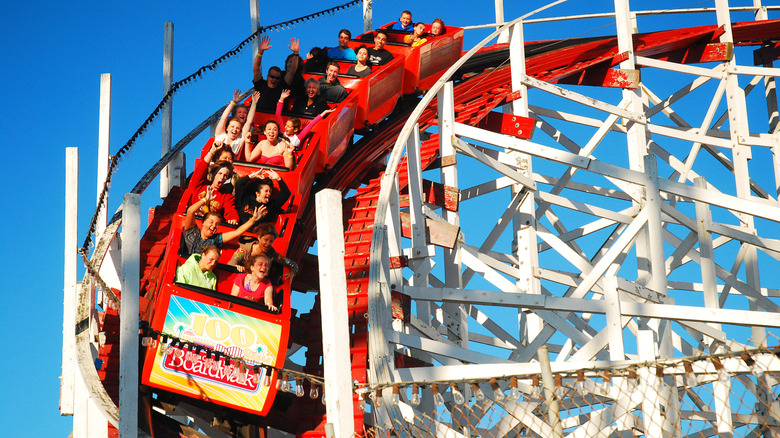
[
  {"x1": 183, "y1": 188, "x2": 211, "y2": 231},
  {"x1": 215, "y1": 90, "x2": 241, "y2": 138},
  {"x1": 282, "y1": 141, "x2": 295, "y2": 169},
  {"x1": 252, "y1": 36, "x2": 272, "y2": 84},
  {"x1": 276, "y1": 89, "x2": 291, "y2": 126},
  {"x1": 221, "y1": 207, "x2": 263, "y2": 244},
  {"x1": 284, "y1": 38, "x2": 300, "y2": 86},
  {"x1": 243, "y1": 91, "x2": 261, "y2": 137},
  {"x1": 298, "y1": 108, "x2": 335, "y2": 140}
]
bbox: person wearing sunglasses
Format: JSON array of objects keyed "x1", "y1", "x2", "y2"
[{"x1": 252, "y1": 36, "x2": 300, "y2": 111}]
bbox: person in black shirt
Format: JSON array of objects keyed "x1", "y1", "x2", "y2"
[
  {"x1": 292, "y1": 78, "x2": 331, "y2": 116},
  {"x1": 252, "y1": 36, "x2": 301, "y2": 111},
  {"x1": 367, "y1": 30, "x2": 394, "y2": 66}
]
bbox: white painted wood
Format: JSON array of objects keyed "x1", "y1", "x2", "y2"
[
  {"x1": 97, "y1": 74, "x2": 111, "y2": 236},
  {"x1": 161, "y1": 21, "x2": 173, "y2": 199},
  {"x1": 315, "y1": 190, "x2": 355, "y2": 438},
  {"x1": 362, "y1": 0, "x2": 372, "y2": 33},
  {"x1": 61, "y1": 148, "x2": 78, "y2": 416},
  {"x1": 119, "y1": 193, "x2": 140, "y2": 438},
  {"x1": 250, "y1": 0, "x2": 260, "y2": 56}
]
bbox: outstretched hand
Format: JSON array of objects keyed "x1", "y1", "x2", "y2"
[
  {"x1": 289, "y1": 37, "x2": 300, "y2": 55},
  {"x1": 251, "y1": 91, "x2": 261, "y2": 103},
  {"x1": 280, "y1": 89, "x2": 291, "y2": 101},
  {"x1": 259, "y1": 36, "x2": 271, "y2": 52},
  {"x1": 232, "y1": 89, "x2": 241, "y2": 103},
  {"x1": 321, "y1": 108, "x2": 336, "y2": 117}
]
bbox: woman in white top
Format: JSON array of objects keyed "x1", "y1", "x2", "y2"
[{"x1": 214, "y1": 90, "x2": 260, "y2": 160}]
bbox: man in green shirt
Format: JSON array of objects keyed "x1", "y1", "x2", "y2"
[{"x1": 176, "y1": 245, "x2": 220, "y2": 290}]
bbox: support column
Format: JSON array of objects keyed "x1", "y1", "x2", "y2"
[
  {"x1": 251, "y1": 0, "x2": 260, "y2": 56},
  {"x1": 161, "y1": 21, "x2": 174, "y2": 199},
  {"x1": 363, "y1": 0, "x2": 373, "y2": 33},
  {"x1": 715, "y1": 0, "x2": 766, "y2": 346},
  {"x1": 316, "y1": 190, "x2": 355, "y2": 438},
  {"x1": 61, "y1": 148, "x2": 79, "y2": 416},
  {"x1": 508, "y1": 21, "x2": 542, "y2": 344},
  {"x1": 119, "y1": 194, "x2": 140, "y2": 438},
  {"x1": 97, "y1": 74, "x2": 111, "y2": 236}
]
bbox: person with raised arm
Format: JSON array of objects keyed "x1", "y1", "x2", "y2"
[
  {"x1": 214, "y1": 90, "x2": 260, "y2": 159},
  {"x1": 347, "y1": 45, "x2": 372, "y2": 78},
  {"x1": 175, "y1": 245, "x2": 220, "y2": 290},
  {"x1": 245, "y1": 120, "x2": 295, "y2": 168},
  {"x1": 187, "y1": 159, "x2": 239, "y2": 225},
  {"x1": 231, "y1": 254, "x2": 277, "y2": 311},
  {"x1": 253, "y1": 36, "x2": 301, "y2": 111},
  {"x1": 181, "y1": 187, "x2": 264, "y2": 257},
  {"x1": 235, "y1": 169, "x2": 291, "y2": 225},
  {"x1": 276, "y1": 89, "x2": 335, "y2": 150}
]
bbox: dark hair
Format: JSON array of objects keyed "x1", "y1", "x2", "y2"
[
  {"x1": 339, "y1": 28, "x2": 352, "y2": 39},
  {"x1": 326, "y1": 60, "x2": 341, "y2": 72},
  {"x1": 200, "y1": 245, "x2": 220, "y2": 257},
  {"x1": 356, "y1": 44, "x2": 369, "y2": 55},
  {"x1": 245, "y1": 253, "x2": 271, "y2": 273},
  {"x1": 208, "y1": 161, "x2": 233, "y2": 181},
  {"x1": 255, "y1": 178, "x2": 274, "y2": 194},
  {"x1": 268, "y1": 66, "x2": 282, "y2": 76},
  {"x1": 212, "y1": 146, "x2": 234, "y2": 164},
  {"x1": 375, "y1": 29, "x2": 389, "y2": 39},
  {"x1": 262, "y1": 120, "x2": 280, "y2": 132}
]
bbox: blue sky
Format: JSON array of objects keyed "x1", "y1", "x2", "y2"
[{"x1": 0, "y1": 0, "x2": 767, "y2": 435}]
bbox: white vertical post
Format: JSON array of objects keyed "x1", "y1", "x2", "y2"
[
  {"x1": 638, "y1": 330, "x2": 663, "y2": 438},
  {"x1": 363, "y1": 0, "x2": 373, "y2": 33},
  {"x1": 119, "y1": 193, "x2": 140, "y2": 438},
  {"x1": 495, "y1": 0, "x2": 508, "y2": 43},
  {"x1": 61, "y1": 147, "x2": 79, "y2": 416},
  {"x1": 715, "y1": 0, "x2": 766, "y2": 347},
  {"x1": 97, "y1": 74, "x2": 111, "y2": 236},
  {"x1": 316, "y1": 190, "x2": 355, "y2": 438},
  {"x1": 251, "y1": 0, "x2": 261, "y2": 56},
  {"x1": 509, "y1": 20, "x2": 542, "y2": 343},
  {"x1": 161, "y1": 21, "x2": 174, "y2": 199}
]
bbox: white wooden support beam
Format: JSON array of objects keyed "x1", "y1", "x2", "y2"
[
  {"x1": 250, "y1": 0, "x2": 260, "y2": 57},
  {"x1": 438, "y1": 82, "x2": 467, "y2": 354},
  {"x1": 495, "y1": 0, "x2": 508, "y2": 43},
  {"x1": 97, "y1": 73, "x2": 111, "y2": 236},
  {"x1": 119, "y1": 193, "x2": 140, "y2": 438},
  {"x1": 362, "y1": 0, "x2": 372, "y2": 33},
  {"x1": 315, "y1": 190, "x2": 355, "y2": 438},
  {"x1": 161, "y1": 21, "x2": 174, "y2": 199},
  {"x1": 694, "y1": 177, "x2": 722, "y2": 347},
  {"x1": 61, "y1": 147, "x2": 78, "y2": 416}
]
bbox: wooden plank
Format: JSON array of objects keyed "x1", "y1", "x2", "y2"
[
  {"x1": 400, "y1": 212, "x2": 460, "y2": 249},
  {"x1": 556, "y1": 68, "x2": 639, "y2": 89},
  {"x1": 474, "y1": 111, "x2": 536, "y2": 140},
  {"x1": 399, "y1": 179, "x2": 459, "y2": 212}
]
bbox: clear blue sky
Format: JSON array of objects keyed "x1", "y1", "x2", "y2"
[{"x1": 0, "y1": 0, "x2": 746, "y2": 435}]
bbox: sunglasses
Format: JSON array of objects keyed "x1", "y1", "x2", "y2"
[{"x1": 269, "y1": 75, "x2": 281, "y2": 80}]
